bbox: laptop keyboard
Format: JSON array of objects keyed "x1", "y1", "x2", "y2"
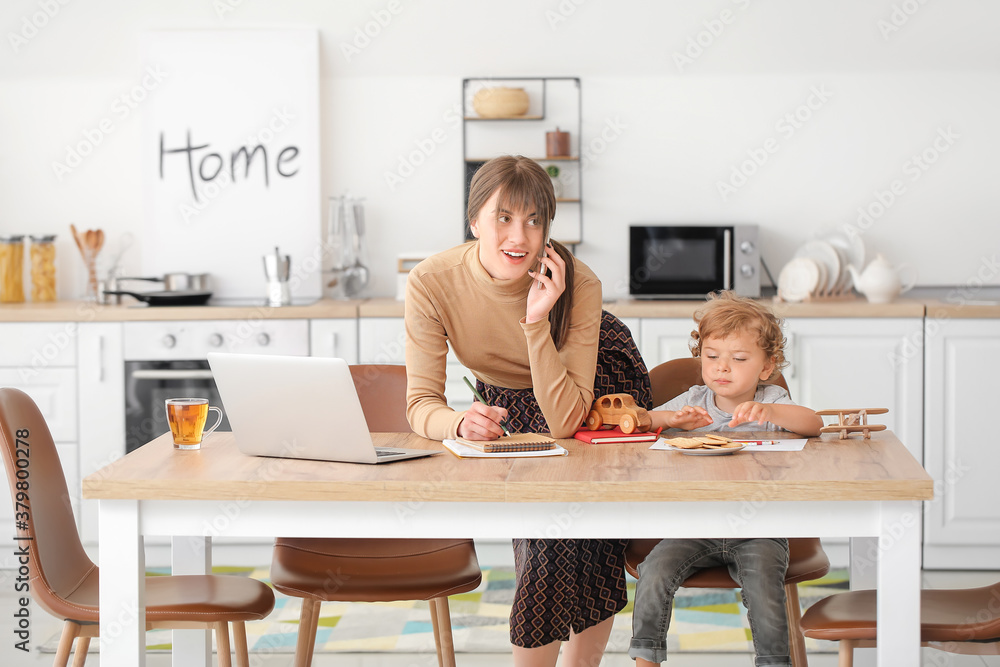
[{"x1": 375, "y1": 448, "x2": 403, "y2": 457}]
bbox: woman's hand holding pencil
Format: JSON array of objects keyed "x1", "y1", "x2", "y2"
[{"x1": 458, "y1": 376, "x2": 512, "y2": 440}]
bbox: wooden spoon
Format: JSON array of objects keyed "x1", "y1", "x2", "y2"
[{"x1": 69, "y1": 224, "x2": 85, "y2": 258}]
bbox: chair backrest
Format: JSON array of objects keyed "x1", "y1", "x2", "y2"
[
  {"x1": 0, "y1": 388, "x2": 97, "y2": 621},
  {"x1": 350, "y1": 365, "x2": 412, "y2": 433},
  {"x1": 649, "y1": 356, "x2": 790, "y2": 408}
]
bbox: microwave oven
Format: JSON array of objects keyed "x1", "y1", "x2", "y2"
[{"x1": 628, "y1": 225, "x2": 761, "y2": 299}]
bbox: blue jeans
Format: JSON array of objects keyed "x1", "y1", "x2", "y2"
[{"x1": 629, "y1": 538, "x2": 791, "y2": 666}]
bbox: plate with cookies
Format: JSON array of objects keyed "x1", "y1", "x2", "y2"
[{"x1": 663, "y1": 433, "x2": 746, "y2": 456}]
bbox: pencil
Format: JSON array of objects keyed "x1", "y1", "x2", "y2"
[{"x1": 462, "y1": 376, "x2": 512, "y2": 437}]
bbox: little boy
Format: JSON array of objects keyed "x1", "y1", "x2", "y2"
[{"x1": 630, "y1": 291, "x2": 822, "y2": 667}]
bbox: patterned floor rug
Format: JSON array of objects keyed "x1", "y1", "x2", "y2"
[{"x1": 43, "y1": 566, "x2": 846, "y2": 655}]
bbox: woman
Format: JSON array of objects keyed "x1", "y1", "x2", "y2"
[{"x1": 404, "y1": 155, "x2": 633, "y2": 666}]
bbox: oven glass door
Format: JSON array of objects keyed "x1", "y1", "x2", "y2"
[
  {"x1": 629, "y1": 226, "x2": 730, "y2": 297},
  {"x1": 124, "y1": 360, "x2": 232, "y2": 453}
]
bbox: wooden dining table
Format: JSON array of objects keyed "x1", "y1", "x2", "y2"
[{"x1": 83, "y1": 429, "x2": 932, "y2": 667}]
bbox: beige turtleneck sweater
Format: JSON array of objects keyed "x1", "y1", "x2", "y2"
[{"x1": 404, "y1": 242, "x2": 602, "y2": 440}]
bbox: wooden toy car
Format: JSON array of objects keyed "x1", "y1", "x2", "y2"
[{"x1": 586, "y1": 393, "x2": 652, "y2": 434}]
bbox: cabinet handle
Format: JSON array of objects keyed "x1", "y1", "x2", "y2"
[
  {"x1": 330, "y1": 331, "x2": 338, "y2": 355},
  {"x1": 97, "y1": 335, "x2": 105, "y2": 383},
  {"x1": 132, "y1": 369, "x2": 215, "y2": 380},
  {"x1": 785, "y1": 331, "x2": 796, "y2": 379}
]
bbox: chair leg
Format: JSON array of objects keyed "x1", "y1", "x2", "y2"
[
  {"x1": 54, "y1": 622, "x2": 81, "y2": 667},
  {"x1": 72, "y1": 636, "x2": 91, "y2": 667},
  {"x1": 294, "y1": 598, "x2": 322, "y2": 667},
  {"x1": 215, "y1": 621, "x2": 232, "y2": 667},
  {"x1": 784, "y1": 582, "x2": 809, "y2": 667},
  {"x1": 838, "y1": 638, "x2": 856, "y2": 667},
  {"x1": 429, "y1": 596, "x2": 457, "y2": 667},
  {"x1": 232, "y1": 621, "x2": 250, "y2": 667}
]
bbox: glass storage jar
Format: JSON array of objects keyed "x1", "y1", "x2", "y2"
[
  {"x1": 29, "y1": 235, "x2": 57, "y2": 302},
  {"x1": 0, "y1": 235, "x2": 25, "y2": 303}
]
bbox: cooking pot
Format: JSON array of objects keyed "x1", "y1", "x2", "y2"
[
  {"x1": 119, "y1": 273, "x2": 210, "y2": 291},
  {"x1": 102, "y1": 290, "x2": 213, "y2": 306}
]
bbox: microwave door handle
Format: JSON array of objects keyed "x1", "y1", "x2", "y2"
[
  {"x1": 131, "y1": 369, "x2": 215, "y2": 380},
  {"x1": 723, "y1": 229, "x2": 732, "y2": 289}
]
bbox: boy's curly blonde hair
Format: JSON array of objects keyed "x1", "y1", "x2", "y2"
[{"x1": 689, "y1": 291, "x2": 787, "y2": 381}]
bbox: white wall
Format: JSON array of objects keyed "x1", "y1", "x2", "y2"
[{"x1": 1, "y1": 0, "x2": 997, "y2": 300}]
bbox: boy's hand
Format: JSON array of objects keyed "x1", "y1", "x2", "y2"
[
  {"x1": 730, "y1": 401, "x2": 774, "y2": 428},
  {"x1": 666, "y1": 405, "x2": 713, "y2": 430}
]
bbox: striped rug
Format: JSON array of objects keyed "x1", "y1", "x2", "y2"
[{"x1": 44, "y1": 566, "x2": 846, "y2": 655}]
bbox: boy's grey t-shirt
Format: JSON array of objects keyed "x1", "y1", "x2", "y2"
[{"x1": 656, "y1": 384, "x2": 795, "y2": 432}]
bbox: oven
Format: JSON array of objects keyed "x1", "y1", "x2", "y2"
[{"x1": 123, "y1": 319, "x2": 310, "y2": 452}]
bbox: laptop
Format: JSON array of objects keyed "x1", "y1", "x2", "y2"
[{"x1": 207, "y1": 353, "x2": 440, "y2": 464}]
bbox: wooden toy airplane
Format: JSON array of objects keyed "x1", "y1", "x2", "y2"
[{"x1": 815, "y1": 408, "x2": 888, "y2": 439}]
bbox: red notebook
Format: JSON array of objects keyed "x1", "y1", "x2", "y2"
[{"x1": 573, "y1": 426, "x2": 662, "y2": 444}]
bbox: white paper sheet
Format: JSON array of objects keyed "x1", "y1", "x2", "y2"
[
  {"x1": 442, "y1": 439, "x2": 569, "y2": 458},
  {"x1": 649, "y1": 438, "x2": 809, "y2": 452}
]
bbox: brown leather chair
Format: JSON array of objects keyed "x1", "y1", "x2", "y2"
[
  {"x1": 270, "y1": 365, "x2": 482, "y2": 667},
  {"x1": 0, "y1": 387, "x2": 275, "y2": 667},
  {"x1": 630, "y1": 356, "x2": 830, "y2": 667},
  {"x1": 800, "y1": 582, "x2": 1000, "y2": 666}
]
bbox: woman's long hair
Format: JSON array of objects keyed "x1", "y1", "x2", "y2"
[{"x1": 466, "y1": 155, "x2": 576, "y2": 349}]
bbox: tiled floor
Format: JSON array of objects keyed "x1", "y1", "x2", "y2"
[{"x1": 4, "y1": 570, "x2": 999, "y2": 666}]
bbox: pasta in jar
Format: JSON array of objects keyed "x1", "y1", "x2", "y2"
[
  {"x1": 29, "y1": 235, "x2": 57, "y2": 302},
  {"x1": 0, "y1": 235, "x2": 25, "y2": 304}
]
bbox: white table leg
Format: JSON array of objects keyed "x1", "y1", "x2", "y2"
[
  {"x1": 172, "y1": 536, "x2": 212, "y2": 667},
  {"x1": 99, "y1": 499, "x2": 145, "y2": 667},
  {"x1": 876, "y1": 501, "x2": 921, "y2": 666}
]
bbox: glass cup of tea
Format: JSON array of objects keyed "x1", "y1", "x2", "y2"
[{"x1": 165, "y1": 398, "x2": 223, "y2": 450}]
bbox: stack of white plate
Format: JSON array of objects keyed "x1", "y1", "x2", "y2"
[{"x1": 777, "y1": 232, "x2": 865, "y2": 302}]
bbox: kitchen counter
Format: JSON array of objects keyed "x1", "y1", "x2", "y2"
[
  {"x1": 357, "y1": 297, "x2": 929, "y2": 319},
  {"x1": 3, "y1": 296, "x2": 1000, "y2": 323},
  {"x1": 607, "y1": 297, "x2": 927, "y2": 319},
  {"x1": 0, "y1": 298, "x2": 363, "y2": 322}
]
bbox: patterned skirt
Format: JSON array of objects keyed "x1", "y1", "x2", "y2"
[{"x1": 477, "y1": 311, "x2": 651, "y2": 647}]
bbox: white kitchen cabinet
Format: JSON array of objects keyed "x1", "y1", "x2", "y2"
[
  {"x1": 923, "y1": 318, "x2": 1000, "y2": 568},
  {"x1": 783, "y1": 317, "x2": 924, "y2": 463},
  {"x1": 309, "y1": 318, "x2": 359, "y2": 363},
  {"x1": 0, "y1": 322, "x2": 80, "y2": 555},
  {"x1": 639, "y1": 318, "x2": 696, "y2": 373},
  {"x1": 359, "y1": 317, "x2": 472, "y2": 413},
  {"x1": 77, "y1": 322, "x2": 125, "y2": 545}
]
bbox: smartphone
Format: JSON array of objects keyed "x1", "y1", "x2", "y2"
[{"x1": 534, "y1": 233, "x2": 551, "y2": 287}]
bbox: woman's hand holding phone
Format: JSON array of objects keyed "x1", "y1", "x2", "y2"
[{"x1": 526, "y1": 242, "x2": 565, "y2": 324}]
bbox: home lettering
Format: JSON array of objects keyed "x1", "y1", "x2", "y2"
[{"x1": 160, "y1": 130, "x2": 300, "y2": 202}]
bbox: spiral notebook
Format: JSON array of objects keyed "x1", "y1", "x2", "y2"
[{"x1": 455, "y1": 433, "x2": 556, "y2": 453}]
